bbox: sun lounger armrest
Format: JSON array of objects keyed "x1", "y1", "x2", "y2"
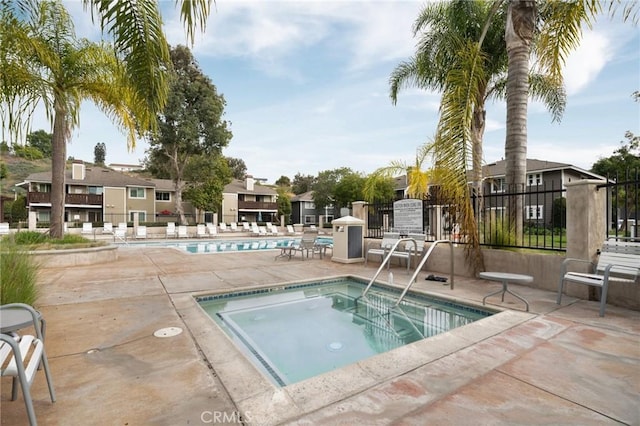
[{"x1": 561, "y1": 258, "x2": 596, "y2": 276}]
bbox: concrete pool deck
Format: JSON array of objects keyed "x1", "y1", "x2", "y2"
[{"x1": 2, "y1": 245, "x2": 639, "y2": 425}]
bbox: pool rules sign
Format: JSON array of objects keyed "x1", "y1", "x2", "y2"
[{"x1": 393, "y1": 199, "x2": 423, "y2": 235}]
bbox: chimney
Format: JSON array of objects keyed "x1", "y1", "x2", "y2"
[
  {"x1": 72, "y1": 160, "x2": 85, "y2": 180},
  {"x1": 245, "y1": 175, "x2": 254, "y2": 191}
]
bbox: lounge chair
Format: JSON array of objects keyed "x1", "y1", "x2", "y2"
[
  {"x1": 229, "y1": 222, "x2": 239, "y2": 232},
  {"x1": 81, "y1": 222, "x2": 93, "y2": 235},
  {"x1": 135, "y1": 226, "x2": 147, "y2": 239},
  {"x1": 206, "y1": 223, "x2": 218, "y2": 237},
  {"x1": 177, "y1": 225, "x2": 189, "y2": 238},
  {"x1": 257, "y1": 226, "x2": 269, "y2": 236},
  {"x1": 365, "y1": 232, "x2": 400, "y2": 266},
  {"x1": 250, "y1": 224, "x2": 261, "y2": 236},
  {"x1": 102, "y1": 222, "x2": 113, "y2": 234},
  {"x1": 0, "y1": 222, "x2": 10, "y2": 235},
  {"x1": 282, "y1": 234, "x2": 320, "y2": 260},
  {"x1": 0, "y1": 304, "x2": 56, "y2": 425},
  {"x1": 114, "y1": 222, "x2": 128, "y2": 240},
  {"x1": 269, "y1": 224, "x2": 283, "y2": 236},
  {"x1": 219, "y1": 223, "x2": 229, "y2": 232},
  {"x1": 557, "y1": 239, "x2": 640, "y2": 316},
  {"x1": 286, "y1": 225, "x2": 297, "y2": 235},
  {"x1": 196, "y1": 224, "x2": 207, "y2": 238},
  {"x1": 166, "y1": 222, "x2": 177, "y2": 238},
  {"x1": 242, "y1": 222, "x2": 251, "y2": 232}
]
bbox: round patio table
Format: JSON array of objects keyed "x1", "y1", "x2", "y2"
[
  {"x1": 0, "y1": 307, "x2": 46, "y2": 339},
  {"x1": 479, "y1": 272, "x2": 532, "y2": 312}
]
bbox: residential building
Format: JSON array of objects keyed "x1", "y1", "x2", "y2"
[
  {"x1": 18, "y1": 161, "x2": 196, "y2": 224},
  {"x1": 108, "y1": 163, "x2": 144, "y2": 172},
  {"x1": 290, "y1": 191, "x2": 336, "y2": 225},
  {"x1": 220, "y1": 176, "x2": 278, "y2": 224},
  {"x1": 481, "y1": 159, "x2": 605, "y2": 225}
]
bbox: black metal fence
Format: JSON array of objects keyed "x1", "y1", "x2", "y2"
[
  {"x1": 599, "y1": 168, "x2": 639, "y2": 240},
  {"x1": 366, "y1": 182, "x2": 567, "y2": 252}
]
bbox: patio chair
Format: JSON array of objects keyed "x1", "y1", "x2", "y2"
[
  {"x1": 241, "y1": 222, "x2": 251, "y2": 232},
  {"x1": 0, "y1": 222, "x2": 9, "y2": 235},
  {"x1": 114, "y1": 222, "x2": 128, "y2": 240},
  {"x1": 135, "y1": 226, "x2": 147, "y2": 239},
  {"x1": 206, "y1": 223, "x2": 218, "y2": 237},
  {"x1": 196, "y1": 224, "x2": 207, "y2": 238},
  {"x1": 557, "y1": 239, "x2": 640, "y2": 316},
  {"x1": 102, "y1": 222, "x2": 113, "y2": 234},
  {"x1": 286, "y1": 225, "x2": 297, "y2": 235},
  {"x1": 365, "y1": 232, "x2": 400, "y2": 266},
  {"x1": 81, "y1": 222, "x2": 93, "y2": 235},
  {"x1": 390, "y1": 233, "x2": 426, "y2": 271},
  {"x1": 269, "y1": 224, "x2": 283, "y2": 236},
  {"x1": 219, "y1": 223, "x2": 229, "y2": 232},
  {"x1": 177, "y1": 225, "x2": 189, "y2": 238},
  {"x1": 284, "y1": 234, "x2": 321, "y2": 260},
  {"x1": 229, "y1": 222, "x2": 239, "y2": 232},
  {"x1": 0, "y1": 304, "x2": 56, "y2": 425},
  {"x1": 166, "y1": 222, "x2": 177, "y2": 238}
]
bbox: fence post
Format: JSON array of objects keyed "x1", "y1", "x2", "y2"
[
  {"x1": 352, "y1": 201, "x2": 367, "y2": 228},
  {"x1": 565, "y1": 179, "x2": 607, "y2": 264}
]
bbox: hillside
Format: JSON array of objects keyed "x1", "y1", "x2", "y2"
[{"x1": 0, "y1": 154, "x2": 51, "y2": 197}]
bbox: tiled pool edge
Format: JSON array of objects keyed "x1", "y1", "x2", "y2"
[{"x1": 179, "y1": 277, "x2": 535, "y2": 425}]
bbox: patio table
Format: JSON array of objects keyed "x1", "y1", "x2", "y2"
[{"x1": 480, "y1": 271, "x2": 532, "y2": 312}]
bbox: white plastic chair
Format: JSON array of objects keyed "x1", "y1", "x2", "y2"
[
  {"x1": 0, "y1": 304, "x2": 56, "y2": 425},
  {"x1": 166, "y1": 222, "x2": 177, "y2": 238},
  {"x1": 135, "y1": 226, "x2": 147, "y2": 239},
  {"x1": 102, "y1": 222, "x2": 113, "y2": 234},
  {"x1": 81, "y1": 222, "x2": 93, "y2": 235},
  {"x1": 196, "y1": 224, "x2": 207, "y2": 238}
]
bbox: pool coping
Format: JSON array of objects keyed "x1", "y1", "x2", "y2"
[{"x1": 179, "y1": 275, "x2": 534, "y2": 425}]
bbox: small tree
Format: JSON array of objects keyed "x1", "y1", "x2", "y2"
[
  {"x1": 275, "y1": 175, "x2": 291, "y2": 187},
  {"x1": 292, "y1": 173, "x2": 316, "y2": 195},
  {"x1": 225, "y1": 157, "x2": 247, "y2": 180},
  {"x1": 551, "y1": 197, "x2": 566, "y2": 230},
  {"x1": 183, "y1": 155, "x2": 232, "y2": 218},
  {"x1": 94, "y1": 142, "x2": 106, "y2": 165},
  {"x1": 26, "y1": 130, "x2": 53, "y2": 157},
  {"x1": 276, "y1": 187, "x2": 292, "y2": 224}
]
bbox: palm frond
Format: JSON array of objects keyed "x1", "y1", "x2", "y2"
[
  {"x1": 528, "y1": 73, "x2": 566, "y2": 122},
  {"x1": 177, "y1": 0, "x2": 213, "y2": 44}
]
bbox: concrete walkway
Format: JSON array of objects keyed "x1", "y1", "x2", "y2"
[{"x1": 2, "y1": 245, "x2": 639, "y2": 425}]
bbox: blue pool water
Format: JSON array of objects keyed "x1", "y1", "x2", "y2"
[
  {"x1": 197, "y1": 277, "x2": 492, "y2": 386},
  {"x1": 120, "y1": 237, "x2": 333, "y2": 254}
]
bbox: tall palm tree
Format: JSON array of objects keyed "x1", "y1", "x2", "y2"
[
  {"x1": 1, "y1": 1, "x2": 152, "y2": 238},
  {"x1": 389, "y1": 0, "x2": 565, "y2": 268}
]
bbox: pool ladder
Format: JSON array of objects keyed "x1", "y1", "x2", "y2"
[{"x1": 361, "y1": 239, "x2": 455, "y2": 307}]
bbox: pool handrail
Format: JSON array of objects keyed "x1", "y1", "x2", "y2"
[
  {"x1": 362, "y1": 237, "x2": 418, "y2": 298},
  {"x1": 394, "y1": 240, "x2": 454, "y2": 307}
]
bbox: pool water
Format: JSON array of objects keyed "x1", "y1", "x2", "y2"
[
  {"x1": 121, "y1": 237, "x2": 333, "y2": 254},
  {"x1": 197, "y1": 277, "x2": 492, "y2": 386}
]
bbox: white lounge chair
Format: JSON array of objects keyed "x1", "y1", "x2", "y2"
[
  {"x1": 102, "y1": 222, "x2": 113, "y2": 234},
  {"x1": 286, "y1": 225, "x2": 297, "y2": 235},
  {"x1": 135, "y1": 226, "x2": 147, "y2": 239},
  {"x1": 177, "y1": 225, "x2": 189, "y2": 238},
  {"x1": 0, "y1": 304, "x2": 56, "y2": 425},
  {"x1": 242, "y1": 222, "x2": 251, "y2": 232},
  {"x1": 219, "y1": 223, "x2": 229, "y2": 232},
  {"x1": 166, "y1": 222, "x2": 177, "y2": 238},
  {"x1": 196, "y1": 224, "x2": 207, "y2": 238},
  {"x1": 0, "y1": 222, "x2": 10, "y2": 235},
  {"x1": 229, "y1": 222, "x2": 239, "y2": 232},
  {"x1": 206, "y1": 223, "x2": 218, "y2": 237},
  {"x1": 81, "y1": 222, "x2": 93, "y2": 235},
  {"x1": 269, "y1": 224, "x2": 283, "y2": 236},
  {"x1": 114, "y1": 222, "x2": 128, "y2": 240}
]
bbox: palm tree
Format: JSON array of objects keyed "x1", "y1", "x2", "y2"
[
  {"x1": 389, "y1": 0, "x2": 565, "y2": 268},
  {"x1": 1, "y1": 1, "x2": 152, "y2": 238}
]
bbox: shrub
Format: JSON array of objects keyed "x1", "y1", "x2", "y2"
[
  {"x1": 12, "y1": 231, "x2": 48, "y2": 245},
  {"x1": 0, "y1": 247, "x2": 40, "y2": 305},
  {"x1": 482, "y1": 217, "x2": 517, "y2": 247}
]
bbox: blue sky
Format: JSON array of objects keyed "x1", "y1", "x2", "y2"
[{"x1": 29, "y1": 1, "x2": 640, "y2": 183}]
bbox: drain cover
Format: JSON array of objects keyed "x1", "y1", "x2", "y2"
[
  {"x1": 153, "y1": 327, "x2": 183, "y2": 338},
  {"x1": 326, "y1": 342, "x2": 343, "y2": 352}
]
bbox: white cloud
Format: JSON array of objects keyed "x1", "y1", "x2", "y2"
[{"x1": 562, "y1": 31, "x2": 612, "y2": 95}]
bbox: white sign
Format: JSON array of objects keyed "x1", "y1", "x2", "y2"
[{"x1": 393, "y1": 199, "x2": 423, "y2": 234}]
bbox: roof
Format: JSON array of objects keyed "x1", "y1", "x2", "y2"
[
  {"x1": 24, "y1": 165, "x2": 155, "y2": 188},
  {"x1": 141, "y1": 178, "x2": 174, "y2": 191},
  {"x1": 291, "y1": 190, "x2": 314, "y2": 202},
  {"x1": 223, "y1": 179, "x2": 277, "y2": 195},
  {"x1": 482, "y1": 159, "x2": 605, "y2": 180}
]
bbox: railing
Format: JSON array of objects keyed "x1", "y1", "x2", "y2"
[
  {"x1": 598, "y1": 168, "x2": 639, "y2": 240},
  {"x1": 28, "y1": 192, "x2": 103, "y2": 206},
  {"x1": 237, "y1": 201, "x2": 278, "y2": 210}
]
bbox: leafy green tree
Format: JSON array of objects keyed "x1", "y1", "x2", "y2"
[
  {"x1": 312, "y1": 168, "x2": 351, "y2": 212},
  {"x1": 26, "y1": 130, "x2": 53, "y2": 157},
  {"x1": 146, "y1": 45, "x2": 232, "y2": 224},
  {"x1": 10, "y1": 195, "x2": 28, "y2": 222},
  {"x1": 292, "y1": 173, "x2": 316, "y2": 195},
  {"x1": 1, "y1": 1, "x2": 152, "y2": 238},
  {"x1": 551, "y1": 197, "x2": 566, "y2": 230},
  {"x1": 183, "y1": 155, "x2": 232, "y2": 216},
  {"x1": 94, "y1": 142, "x2": 106, "y2": 165},
  {"x1": 333, "y1": 171, "x2": 365, "y2": 210},
  {"x1": 0, "y1": 162, "x2": 7, "y2": 180},
  {"x1": 275, "y1": 175, "x2": 291, "y2": 187},
  {"x1": 362, "y1": 174, "x2": 395, "y2": 203},
  {"x1": 13, "y1": 145, "x2": 44, "y2": 160},
  {"x1": 276, "y1": 187, "x2": 292, "y2": 224},
  {"x1": 225, "y1": 157, "x2": 247, "y2": 180}
]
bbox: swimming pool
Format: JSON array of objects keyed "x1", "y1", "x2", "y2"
[
  {"x1": 197, "y1": 276, "x2": 492, "y2": 386},
  {"x1": 120, "y1": 237, "x2": 333, "y2": 254}
]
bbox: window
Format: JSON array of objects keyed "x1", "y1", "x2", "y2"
[
  {"x1": 304, "y1": 215, "x2": 316, "y2": 224},
  {"x1": 525, "y1": 205, "x2": 543, "y2": 220},
  {"x1": 527, "y1": 173, "x2": 542, "y2": 186},
  {"x1": 129, "y1": 187, "x2": 145, "y2": 199},
  {"x1": 35, "y1": 183, "x2": 51, "y2": 192},
  {"x1": 490, "y1": 178, "x2": 506, "y2": 193},
  {"x1": 304, "y1": 201, "x2": 315, "y2": 209},
  {"x1": 129, "y1": 211, "x2": 146, "y2": 222},
  {"x1": 37, "y1": 211, "x2": 50, "y2": 222},
  {"x1": 88, "y1": 186, "x2": 103, "y2": 195},
  {"x1": 155, "y1": 191, "x2": 171, "y2": 201}
]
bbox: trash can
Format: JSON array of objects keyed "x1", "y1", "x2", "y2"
[{"x1": 331, "y1": 216, "x2": 365, "y2": 264}]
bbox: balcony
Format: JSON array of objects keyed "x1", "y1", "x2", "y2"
[
  {"x1": 28, "y1": 192, "x2": 103, "y2": 206},
  {"x1": 237, "y1": 200, "x2": 278, "y2": 211}
]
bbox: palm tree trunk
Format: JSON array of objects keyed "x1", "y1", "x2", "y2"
[
  {"x1": 505, "y1": 0, "x2": 536, "y2": 240},
  {"x1": 50, "y1": 96, "x2": 67, "y2": 239}
]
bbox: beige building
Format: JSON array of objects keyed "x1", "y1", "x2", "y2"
[{"x1": 221, "y1": 176, "x2": 278, "y2": 224}]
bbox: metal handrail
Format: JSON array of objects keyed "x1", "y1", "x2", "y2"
[
  {"x1": 362, "y1": 237, "x2": 418, "y2": 298},
  {"x1": 394, "y1": 239, "x2": 454, "y2": 307}
]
